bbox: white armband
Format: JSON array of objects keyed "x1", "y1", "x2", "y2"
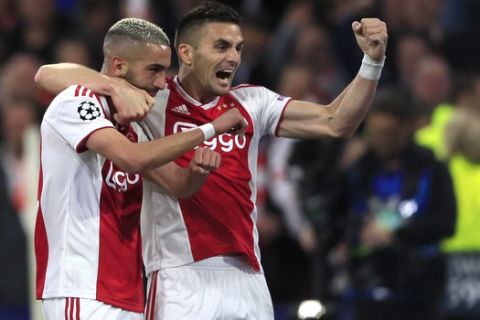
[
  {"x1": 197, "y1": 123, "x2": 216, "y2": 141},
  {"x1": 358, "y1": 54, "x2": 385, "y2": 81}
]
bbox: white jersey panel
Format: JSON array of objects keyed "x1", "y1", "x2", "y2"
[
  {"x1": 140, "y1": 87, "x2": 196, "y2": 273},
  {"x1": 139, "y1": 78, "x2": 291, "y2": 272},
  {"x1": 39, "y1": 86, "x2": 113, "y2": 298},
  {"x1": 142, "y1": 181, "x2": 194, "y2": 274},
  {"x1": 229, "y1": 86, "x2": 291, "y2": 265}
]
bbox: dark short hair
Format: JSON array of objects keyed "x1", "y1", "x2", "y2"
[{"x1": 174, "y1": 1, "x2": 241, "y2": 48}]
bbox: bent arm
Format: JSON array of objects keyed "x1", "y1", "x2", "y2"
[
  {"x1": 86, "y1": 127, "x2": 205, "y2": 173},
  {"x1": 144, "y1": 162, "x2": 208, "y2": 199},
  {"x1": 86, "y1": 107, "x2": 242, "y2": 173},
  {"x1": 35, "y1": 63, "x2": 113, "y2": 95},
  {"x1": 277, "y1": 76, "x2": 377, "y2": 139},
  {"x1": 35, "y1": 63, "x2": 153, "y2": 123},
  {"x1": 144, "y1": 147, "x2": 221, "y2": 198}
]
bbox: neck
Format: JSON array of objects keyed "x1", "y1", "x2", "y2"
[
  {"x1": 100, "y1": 64, "x2": 109, "y2": 75},
  {"x1": 177, "y1": 68, "x2": 216, "y2": 104}
]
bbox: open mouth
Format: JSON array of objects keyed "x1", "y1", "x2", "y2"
[{"x1": 216, "y1": 69, "x2": 233, "y2": 81}]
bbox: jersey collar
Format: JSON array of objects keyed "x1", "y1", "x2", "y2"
[{"x1": 173, "y1": 76, "x2": 220, "y2": 110}]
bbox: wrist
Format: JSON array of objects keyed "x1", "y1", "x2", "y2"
[
  {"x1": 94, "y1": 75, "x2": 117, "y2": 96},
  {"x1": 358, "y1": 54, "x2": 385, "y2": 81},
  {"x1": 197, "y1": 123, "x2": 216, "y2": 141}
]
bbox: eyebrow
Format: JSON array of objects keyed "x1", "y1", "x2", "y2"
[
  {"x1": 148, "y1": 64, "x2": 167, "y2": 70},
  {"x1": 214, "y1": 38, "x2": 245, "y2": 47}
]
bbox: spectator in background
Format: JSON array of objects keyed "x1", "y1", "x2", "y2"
[
  {"x1": 232, "y1": 18, "x2": 270, "y2": 85},
  {"x1": 0, "y1": 53, "x2": 42, "y2": 216},
  {"x1": 53, "y1": 37, "x2": 94, "y2": 67},
  {"x1": 0, "y1": 53, "x2": 42, "y2": 103},
  {"x1": 77, "y1": 0, "x2": 119, "y2": 68},
  {"x1": 413, "y1": 54, "x2": 453, "y2": 158},
  {"x1": 0, "y1": 159, "x2": 29, "y2": 320},
  {"x1": 5, "y1": 0, "x2": 74, "y2": 63},
  {"x1": 394, "y1": 33, "x2": 431, "y2": 88},
  {"x1": 339, "y1": 88, "x2": 456, "y2": 320},
  {"x1": 0, "y1": 0, "x2": 19, "y2": 63},
  {"x1": 422, "y1": 75, "x2": 480, "y2": 320},
  {"x1": 0, "y1": 98, "x2": 39, "y2": 215},
  {"x1": 257, "y1": 64, "x2": 319, "y2": 318}
]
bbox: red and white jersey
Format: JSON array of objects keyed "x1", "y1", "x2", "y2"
[
  {"x1": 140, "y1": 76, "x2": 291, "y2": 274},
  {"x1": 35, "y1": 85, "x2": 145, "y2": 313}
]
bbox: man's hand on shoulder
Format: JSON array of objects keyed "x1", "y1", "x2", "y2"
[{"x1": 109, "y1": 78, "x2": 155, "y2": 124}]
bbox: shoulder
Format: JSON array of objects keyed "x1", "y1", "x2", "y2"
[
  {"x1": 229, "y1": 84, "x2": 285, "y2": 103},
  {"x1": 46, "y1": 85, "x2": 109, "y2": 121},
  {"x1": 230, "y1": 83, "x2": 266, "y2": 95},
  {"x1": 51, "y1": 85, "x2": 105, "y2": 107}
]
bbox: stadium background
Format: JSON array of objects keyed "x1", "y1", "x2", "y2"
[{"x1": 1, "y1": 0, "x2": 480, "y2": 319}]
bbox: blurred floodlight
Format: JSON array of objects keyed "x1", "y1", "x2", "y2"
[{"x1": 297, "y1": 300, "x2": 326, "y2": 319}]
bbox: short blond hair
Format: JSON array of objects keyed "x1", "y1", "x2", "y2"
[{"x1": 103, "y1": 18, "x2": 169, "y2": 58}]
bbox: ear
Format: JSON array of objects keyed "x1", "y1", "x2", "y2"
[
  {"x1": 177, "y1": 44, "x2": 193, "y2": 66},
  {"x1": 111, "y1": 56, "x2": 128, "y2": 77}
]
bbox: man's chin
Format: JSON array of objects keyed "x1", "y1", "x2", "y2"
[{"x1": 214, "y1": 85, "x2": 231, "y2": 96}]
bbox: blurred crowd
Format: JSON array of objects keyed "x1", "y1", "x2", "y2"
[{"x1": 2, "y1": 0, "x2": 480, "y2": 319}]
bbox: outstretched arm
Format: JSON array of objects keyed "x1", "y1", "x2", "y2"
[
  {"x1": 277, "y1": 18, "x2": 388, "y2": 139},
  {"x1": 35, "y1": 63, "x2": 154, "y2": 123}
]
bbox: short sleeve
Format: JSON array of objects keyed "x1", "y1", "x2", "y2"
[
  {"x1": 230, "y1": 86, "x2": 291, "y2": 137},
  {"x1": 259, "y1": 87, "x2": 292, "y2": 136},
  {"x1": 43, "y1": 85, "x2": 114, "y2": 152}
]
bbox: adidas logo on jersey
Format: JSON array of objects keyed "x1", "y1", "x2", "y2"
[{"x1": 172, "y1": 104, "x2": 190, "y2": 115}]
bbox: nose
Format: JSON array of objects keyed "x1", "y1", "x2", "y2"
[
  {"x1": 153, "y1": 73, "x2": 166, "y2": 90},
  {"x1": 226, "y1": 48, "x2": 241, "y2": 63}
]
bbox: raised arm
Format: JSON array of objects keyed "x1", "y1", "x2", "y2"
[
  {"x1": 35, "y1": 63, "x2": 154, "y2": 123},
  {"x1": 277, "y1": 18, "x2": 388, "y2": 139}
]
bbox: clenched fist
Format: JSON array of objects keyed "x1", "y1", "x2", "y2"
[
  {"x1": 189, "y1": 147, "x2": 222, "y2": 174},
  {"x1": 352, "y1": 18, "x2": 388, "y2": 62}
]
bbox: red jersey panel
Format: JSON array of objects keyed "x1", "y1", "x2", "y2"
[{"x1": 140, "y1": 77, "x2": 291, "y2": 274}]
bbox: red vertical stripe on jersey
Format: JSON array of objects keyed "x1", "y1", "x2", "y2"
[
  {"x1": 35, "y1": 142, "x2": 49, "y2": 298},
  {"x1": 95, "y1": 124, "x2": 144, "y2": 312},
  {"x1": 145, "y1": 271, "x2": 155, "y2": 319},
  {"x1": 69, "y1": 298, "x2": 74, "y2": 320},
  {"x1": 64, "y1": 298, "x2": 69, "y2": 320},
  {"x1": 74, "y1": 85, "x2": 81, "y2": 97},
  {"x1": 75, "y1": 298, "x2": 80, "y2": 319},
  {"x1": 148, "y1": 271, "x2": 158, "y2": 320},
  {"x1": 81, "y1": 87, "x2": 88, "y2": 96}
]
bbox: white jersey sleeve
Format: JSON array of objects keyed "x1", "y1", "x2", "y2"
[
  {"x1": 43, "y1": 85, "x2": 114, "y2": 152},
  {"x1": 230, "y1": 85, "x2": 291, "y2": 137}
]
